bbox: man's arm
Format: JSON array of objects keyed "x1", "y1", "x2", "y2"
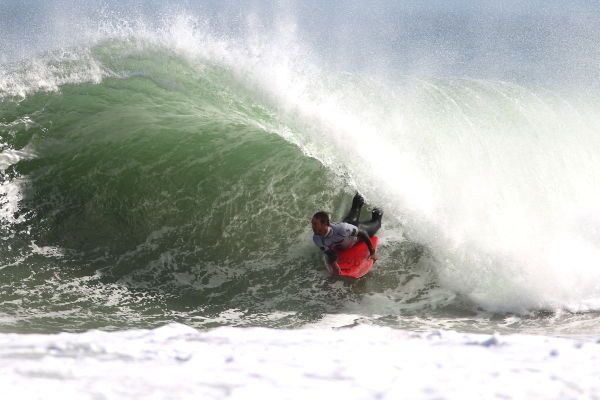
[
  {"x1": 313, "y1": 235, "x2": 340, "y2": 275},
  {"x1": 324, "y1": 250, "x2": 340, "y2": 275},
  {"x1": 357, "y1": 230, "x2": 377, "y2": 260}
]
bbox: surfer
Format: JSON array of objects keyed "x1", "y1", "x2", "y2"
[{"x1": 311, "y1": 193, "x2": 383, "y2": 275}]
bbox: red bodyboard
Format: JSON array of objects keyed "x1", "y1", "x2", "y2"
[{"x1": 336, "y1": 236, "x2": 378, "y2": 279}]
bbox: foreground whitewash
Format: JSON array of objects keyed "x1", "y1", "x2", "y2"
[{"x1": 0, "y1": 323, "x2": 598, "y2": 399}]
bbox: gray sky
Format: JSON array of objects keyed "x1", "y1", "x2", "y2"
[{"x1": 2, "y1": 0, "x2": 599, "y2": 88}]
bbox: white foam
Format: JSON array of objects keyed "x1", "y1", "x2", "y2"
[
  {"x1": 0, "y1": 49, "x2": 111, "y2": 99},
  {"x1": 0, "y1": 324, "x2": 599, "y2": 399},
  {"x1": 0, "y1": 142, "x2": 35, "y2": 225},
  {"x1": 29, "y1": 241, "x2": 64, "y2": 258}
]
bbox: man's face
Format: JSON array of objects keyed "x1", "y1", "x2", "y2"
[{"x1": 311, "y1": 217, "x2": 328, "y2": 236}]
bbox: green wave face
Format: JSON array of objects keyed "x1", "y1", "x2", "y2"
[{"x1": 0, "y1": 41, "x2": 428, "y2": 332}]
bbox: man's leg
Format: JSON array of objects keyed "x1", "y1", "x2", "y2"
[
  {"x1": 359, "y1": 208, "x2": 383, "y2": 237},
  {"x1": 343, "y1": 192, "x2": 364, "y2": 227}
]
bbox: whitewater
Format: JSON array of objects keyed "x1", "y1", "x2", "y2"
[{"x1": 2, "y1": 1, "x2": 600, "y2": 398}]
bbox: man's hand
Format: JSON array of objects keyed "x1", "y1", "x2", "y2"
[
  {"x1": 367, "y1": 253, "x2": 378, "y2": 262},
  {"x1": 327, "y1": 261, "x2": 341, "y2": 276}
]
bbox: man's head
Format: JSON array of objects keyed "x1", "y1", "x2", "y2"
[{"x1": 311, "y1": 211, "x2": 330, "y2": 236}]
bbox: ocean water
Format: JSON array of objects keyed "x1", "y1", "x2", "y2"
[{"x1": 2, "y1": 1, "x2": 600, "y2": 398}]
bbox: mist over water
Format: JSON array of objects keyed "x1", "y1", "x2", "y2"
[
  {"x1": 3, "y1": 1, "x2": 600, "y2": 87},
  {"x1": 2, "y1": 1, "x2": 600, "y2": 334}
]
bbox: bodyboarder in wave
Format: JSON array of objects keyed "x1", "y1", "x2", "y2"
[{"x1": 311, "y1": 193, "x2": 383, "y2": 275}]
